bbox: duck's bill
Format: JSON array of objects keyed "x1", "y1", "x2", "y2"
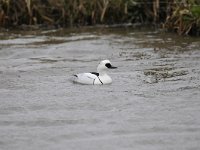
[{"x1": 109, "y1": 66, "x2": 117, "y2": 69}]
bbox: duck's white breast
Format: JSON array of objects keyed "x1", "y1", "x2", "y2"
[{"x1": 98, "y1": 75, "x2": 112, "y2": 84}]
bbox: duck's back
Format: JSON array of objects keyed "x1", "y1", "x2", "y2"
[{"x1": 73, "y1": 73, "x2": 99, "y2": 85}]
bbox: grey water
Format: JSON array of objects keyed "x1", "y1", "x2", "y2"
[{"x1": 0, "y1": 27, "x2": 200, "y2": 150}]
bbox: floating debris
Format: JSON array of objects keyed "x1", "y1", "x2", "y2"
[
  {"x1": 144, "y1": 67, "x2": 189, "y2": 83},
  {"x1": 120, "y1": 51, "x2": 152, "y2": 60}
]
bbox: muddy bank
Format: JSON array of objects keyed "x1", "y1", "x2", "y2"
[{"x1": 0, "y1": 28, "x2": 200, "y2": 150}]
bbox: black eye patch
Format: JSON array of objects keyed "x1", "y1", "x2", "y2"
[{"x1": 105, "y1": 63, "x2": 112, "y2": 68}]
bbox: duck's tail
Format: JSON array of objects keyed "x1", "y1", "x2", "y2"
[{"x1": 69, "y1": 74, "x2": 78, "y2": 84}]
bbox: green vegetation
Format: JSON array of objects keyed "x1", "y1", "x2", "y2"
[
  {"x1": 164, "y1": 0, "x2": 200, "y2": 35},
  {"x1": 0, "y1": 0, "x2": 200, "y2": 35}
]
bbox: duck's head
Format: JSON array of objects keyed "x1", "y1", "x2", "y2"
[{"x1": 97, "y1": 60, "x2": 117, "y2": 74}]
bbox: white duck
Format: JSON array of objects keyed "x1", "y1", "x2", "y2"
[{"x1": 73, "y1": 60, "x2": 117, "y2": 85}]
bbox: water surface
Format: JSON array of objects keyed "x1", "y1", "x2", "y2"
[{"x1": 0, "y1": 27, "x2": 200, "y2": 150}]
